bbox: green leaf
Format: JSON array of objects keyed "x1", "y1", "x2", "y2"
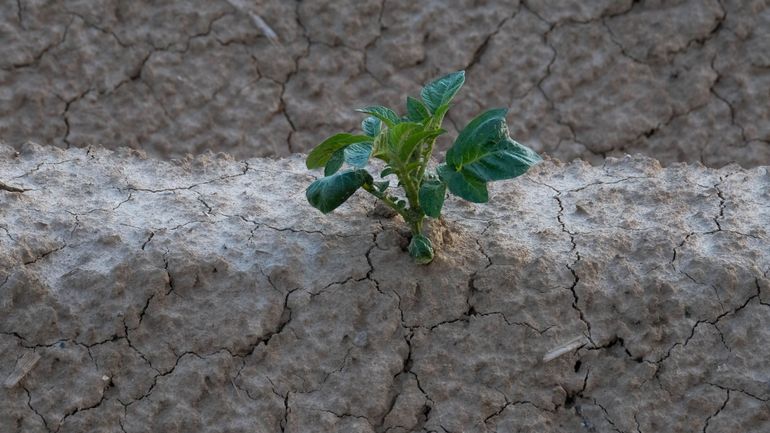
[
  {"x1": 306, "y1": 170, "x2": 373, "y2": 214},
  {"x1": 344, "y1": 142, "x2": 373, "y2": 168},
  {"x1": 307, "y1": 133, "x2": 372, "y2": 169},
  {"x1": 461, "y1": 137, "x2": 542, "y2": 182},
  {"x1": 380, "y1": 167, "x2": 396, "y2": 178},
  {"x1": 371, "y1": 133, "x2": 389, "y2": 163},
  {"x1": 406, "y1": 96, "x2": 430, "y2": 122},
  {"x1": 324, "y1": 149, "x2": 345, "y2": 176},
  {"x1": 375, "y1": 180, "x2": 389, "y2": 192},
  {"x1": 408, "y1": 234, "x2": 434, "y2": 264},
  {"x1": 446, "y1": 108, "x2": 541, "y2": 182},
  {"x1": 384, "y1": 122, "x2": 445, "y2": 167},
  {"x1": 421, "y1": 71, "x2": 465, "y2": 114},
  {"x1": 397, "y1": 128, "x2": 446, "y2": 164},
  {"x1": 385, "y1": 122, "x2": 422, "y2": 161},
  {"x1": 361, "y1": 116, "x2": 381, "y2": 137},
  {"x1": 446, "y1": 108, "x2": 508, "y2": 168},
  {"x1": 437, "y1": 164, "x2": 489, "y2": 203},
  {"x1": 356, "y1": 106, "x2": 400, "y2": 128},
  {"x1": 405, "y1": 160, "x2": 422, "y2": 172},
  {"x1": 419, "y1": 179, "x2": 447, "y2": 218},
  {"x1": 429, "y1": 103, "x2": 451, "y2": 127}
]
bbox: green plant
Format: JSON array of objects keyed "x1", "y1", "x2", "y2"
[{"x1": 305, "y1": 70, "x2": 542, "y2": 264}]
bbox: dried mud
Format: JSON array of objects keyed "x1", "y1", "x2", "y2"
[
  {"x1": 1, "y1": 0, "x2": 769, "y2": 166},
  {"x1": 1, "y1": 144, "x2": 768, "y2": 432}
]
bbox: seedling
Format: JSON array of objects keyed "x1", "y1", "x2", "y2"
[{"x1": 305, "y1": 70, "x2": 542, "y2": 264}]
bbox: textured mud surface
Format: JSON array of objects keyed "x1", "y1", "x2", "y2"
[
  {"x1": 1, "y1": 144, "x2": 768, "y2": 432},
  {"x1": 1, "y1": 0, "x2": 769, "y2": 166}
]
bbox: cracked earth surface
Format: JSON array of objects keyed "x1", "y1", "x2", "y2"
[
  {"x1": 1, "y1": 0, "x2": 769, "y2": 166},
  {"x1": 1, "y1": 143, "x2": 768, "y2": 432}
]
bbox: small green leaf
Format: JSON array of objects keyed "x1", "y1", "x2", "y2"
[
  {"x1": 397, "y1": 128, "x2": 445, "y2": 164},
  {"x1": 406, "y1": 96, "x2": 430, "y2": 122},
  {"x1": 405, "y1": 161, "x2": 422, "y2": 172},
  {"x1": 361, "y1": 116, "x2": 382, "y2": 137},
  {"x1": 408, "y1": 234, "x2": 434, "y2": 264},
  {"x1": 356, "y1": 106, "x2": 400, "y2": 128},
  {"x1": 437, "y1": 164, "x2": 489, "y2": 203},
  {"x1": 375, "y1": 180, "x2": 389, "y2": 192},
  {"x1": 344, "y1": 142, "x2": 373, "y2": 168},
  {"x1": 324, "y1": 149, "x2": 345, "y2": 176},
  {"x1": 380, "y1": 166, "x2": 396, "y2": 178},
  {"x1": 385, "y1": 122, "x2": 445, "y2": 167},
  {"x1": 306, "y1": 169, "x2": 373, "y2": 214},
  {"x1": 419, "y1": 179, "x2": 447, "y2": 218},
  {"x1": 429, "y1": 103, "x2": 452, "y2": 127},
  {"x1": 385, "y1": 122, "x2": 422, "y2": 162},
  {"x1": 307, "y1": 133, "x2": 372, "y2": 169},
  {"x1": 371, "y1": 133, "x2": 389, "y2": 163},
  {"x1": 421, "y1": 71, "x2": 465, "y2": 114}
]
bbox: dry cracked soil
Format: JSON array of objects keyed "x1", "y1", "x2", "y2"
[
  {"x1": 1, "y1": 0, "x2": 769, "y2": 166},
  {"x1": 0, "y1": 144, "x2": 769, "y2": 432},
  {"x1": 2, "y1": 1, "x2": 770, "y2": 433}
]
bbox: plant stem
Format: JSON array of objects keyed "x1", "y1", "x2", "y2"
[
  {"x1": 403, "y1": 176, "x2": 420, "y2": 212},
  {"x1": 416, "y1": 113, "x2": 445, "y2": 188},
  {"x1": 416, "y1": 138, "x2": 436, "y2": 183},
  {"x1": 363, "y1": 183, "x2": 425, "y2": 237},
  {"x1": 395, "y1": 165, "x2": 421, "y2": 213},
  {"x1": 410, "y1": 214, "x2": 424, "y2": 235},
  {"x1": 362, "y1": 184, "x2": 408, "y2": 219}
]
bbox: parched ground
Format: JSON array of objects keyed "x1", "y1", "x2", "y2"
[
  {"x1": 1, "y1": 0, "x2": 769, "y2": 166},
  {"x1": 1, "y1": 144, "x2": 768, "y2": 432}
]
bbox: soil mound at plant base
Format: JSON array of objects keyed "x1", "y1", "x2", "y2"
[{"x1": 1, "y1": 143, "x2": 768, "y2": 432}]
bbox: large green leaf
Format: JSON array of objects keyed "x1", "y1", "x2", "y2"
[
  {"x1": 356, "y1": 106, "x2": 400, "y2": 128},
  {"x1": 419, "y1": 179, "x2": 447, "y2": 218},
  {"x1": 406, "y1": 96, "x2": 430, "y2": 122},
  {"x1": 438, "y1": 108, "x2": 541, "y2": 203},
  {"x1": 437, "y1": 164, "x2": 489, "y2": 203},
  {"x1": 446, "y1": 108, "x2": 508, "y2": 168},
  {"x1": 307, "y1": 133, "x2": 372, "y2": 169},
  {"x1": 324, "y1": 148, "x2": 345, "y2": 176},
  {"x1": 361, "y1": 116, "x2": 381, "y2": 137},
  {"x1": 421, "y1": 71, "x2": 465, "y2": 114},
  {"x1": 446, "y1": 108, "x2": 541, "y2": 182},
  {"x1": 306, "y1": 170, "x2": 373, "y2": 214},
  {"x1": 461, "y1": 137, "x2": 542, "y2": 181},
  {"x1": 344, "y1": 142, "x2": 373, "y2": 168}
]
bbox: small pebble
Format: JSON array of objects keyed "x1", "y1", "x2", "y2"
[{"x1": 353, "y1": 331, "x2": 368, "y2": 347}]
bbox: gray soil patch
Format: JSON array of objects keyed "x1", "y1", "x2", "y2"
[
  {"x1": 1, "y1": 144, "x2": 768, "y2": 432},
  {"x1": 1, "y1": 1, "x2": 769, "y2": 166}
]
